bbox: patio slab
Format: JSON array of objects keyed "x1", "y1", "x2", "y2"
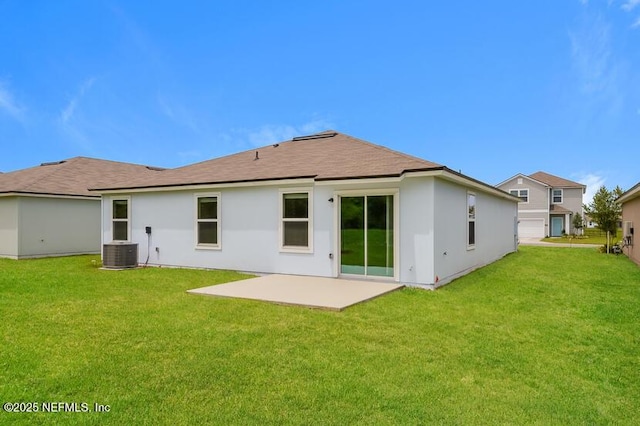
[{"x1": 187, "y1": 274, "x2": 404, "y2": 311}]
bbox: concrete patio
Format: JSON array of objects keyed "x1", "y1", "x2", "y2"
[{"x1": 187, "y1": 274, "x2": 404, "y2": 311}]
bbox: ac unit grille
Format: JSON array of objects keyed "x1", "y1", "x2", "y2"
[{"x1": 103, "y1": 243, "x2": 138, "y2": 269}]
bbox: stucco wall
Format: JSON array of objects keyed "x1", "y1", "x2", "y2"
[
  {"x1": 0, "y1": 197, "x2": 19, "y2": 258},
  {"x1": 18, "y1": 197, "x2": 101, "y2": 258},
  {"x1": 622, "y1": 196, "x2": 640, "y2": 266},
  {"x1": 102, "y1": 176, "x2": 516, "y2": 287},
  {"x1": 434, "y1": 179, "x2": 517, "y2": 286}
]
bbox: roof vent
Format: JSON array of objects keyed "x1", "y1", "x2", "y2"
[
  {"x1": 292, "y1": 132, "x2": 338, "y2": 141},
  {"x1": 40, "y1": 160, "x2": 67, "y2": 167},
  {"x1": 145, "y1": 166, "x2": 165, "y2": 171}
]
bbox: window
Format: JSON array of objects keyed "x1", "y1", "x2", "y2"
[
  {"x1": 467, "y1": 192, "x2": 476, "y2": 248},
  {"x1": 196, "y1": 194, "x2": 220, "y2": 248},
  {"x1": 281, "y1": 190, "x2": 312, "y2": 251},
  {"x1": 552, "y1": 189, "x2": 563, "y2": 204},
  {"x1": 112, "y1": 198, "x2": 130, "y2": 241},
  {"x1": 509, "y1": 189, "x2": 529, "y2": 202}
]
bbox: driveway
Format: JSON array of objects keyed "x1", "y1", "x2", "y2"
[
  {"x1": 187, "y1": 274, "x2": 404, "y2": 311},
  {"x1": 519, "y1": 238, "x2": 600, "y2": 248}
]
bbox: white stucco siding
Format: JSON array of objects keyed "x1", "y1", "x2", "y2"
[
  {"x1": 0, "y1": 197, "x2": 19, "y2": 258},
  {"x1": 17, "y1": 197, "x2": 101, "y2": 258},
  {"x1": 104, "y1": 185, "x2": 335, "y2": 277},
  {"x1": 396, "y1": 177, "x2": 435, "y2": 286},
  {"x1": 433, "y1": 179, "x2": 517, "y2": 286}
]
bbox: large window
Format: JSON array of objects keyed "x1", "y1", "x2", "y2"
[
  {"x1": 281, "y1": 190, "x2": 312, "y2": 251},
  {"x1": 196, "y1": 194, "x2": 220, "y2": 248},
  {"x1": 467, "y1": 192, "x2": 476, "y2": 249},
  {"x1": 112, "y1": 198, "x2": 129, "y2": 241},
  {"x1": 509, "y1": 189, "x2": 529, "y2": 202},
  {"x1": 552, "y1": 189, "x2": 563, "y2": 204}
]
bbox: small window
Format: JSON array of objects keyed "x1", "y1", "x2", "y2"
[
  {"x1": 552, "y1": 189, "x2": 563, "y2": 204},
  {"x1": 112, "y1": 198, "x2": 129, "y2": 241},
  {"x1": 196, "y1": 194, "x2": 220, "y2": 248},
  {"x1": 281, "y1": 190, "x2": 312, "y2": 251},
  {"x1": 509, "y1": 189, "x2": 529, "y2": 202},
  {"x1": 467, "y1": 192, "x2": 476, "y2": 248}
]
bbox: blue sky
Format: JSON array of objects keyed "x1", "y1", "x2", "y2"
[{"x1": 1, "y1": 1, "x2": 638, "y2": 201}]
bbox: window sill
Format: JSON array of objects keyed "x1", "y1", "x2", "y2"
[
  {"x1": 195, "y1": 244, "x2": 221, "y2": 251},
  {"x1": 280, "y1": 246, "x2": 313, "y2": 254}
]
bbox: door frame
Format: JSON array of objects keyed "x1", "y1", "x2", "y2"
[{"x1": 333, "y1": 189, "x2": 400, "y2": 281}]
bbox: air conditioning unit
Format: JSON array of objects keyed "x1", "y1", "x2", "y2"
[{"x1": 103, "y1": 242, "x2": 138, "y2": 269}]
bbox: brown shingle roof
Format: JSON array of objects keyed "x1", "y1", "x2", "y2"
[
  {"x1": 529, "y1": 171, "x2": 585, "y2": 189},
  {"x1": 0, "y1": 157, "x2": 164, "y2": 197},
  {"x1": 92, "y1": 131, "x2": 444, "y2": 191}
]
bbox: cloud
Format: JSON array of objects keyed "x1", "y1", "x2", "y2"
[
  {"x1": 157, "y1": 94, "x2": 200, "y2": 133},
  {"x1": 244, "y1": 119, "x2": 334, "y2": 147},
  {"x1": 621, "y1": 0, "x2": 640, "y2": 11},
  {"x1": 569, "y1": 14, "x2": 615, "y2": 96},
  {"x1": 0, "y1": 80, "x2": 25, "y2": 122},
  {"x1": 574, "y1": 172, "x2": 607, "y2": 204},
  {"x1": 632, "y1": 16, "x2": 640, "y2": 27},
  {"x1": 60, "y1": 77, "x2": 96, "y2": 124}
]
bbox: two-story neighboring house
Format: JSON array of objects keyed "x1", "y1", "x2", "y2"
[{"x1": 497, "y1": 171, "x2": 586, "y2": 239}]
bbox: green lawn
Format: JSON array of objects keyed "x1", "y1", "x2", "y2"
[
  {"x1": 542, "y1": 228, "x2": 622, "y2": 245},
  {"x1": 1, "y1": 248, "x2": 639, "y2": 425}
]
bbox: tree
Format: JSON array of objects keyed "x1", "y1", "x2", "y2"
[
  {"x1": 572, "y1": 211, "x2": 584, "y2": 235},
  {"x1": 583, "y1": 185, "x2": 623, "y2": 236}
]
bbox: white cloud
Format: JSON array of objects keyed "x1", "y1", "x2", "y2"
[
  {"x1": 244, "y1": 119, "x2": 334, "y2": 147},
  {"x1": 621, "y1": 0, "x2": 640, "y2": 11},
  {"x1": 157, "y1": 94, "x2": 199, "y2": 133},
  {"x1": 569, "y1": 15, "x2": 614, "y2": 95},
  {"x1": 0, "y1": 80, "x2": 25, "y2": 122},
  {"x1": 574, "y1": 172, "x2": 607, "y2": 204},
  {"x1": 60, "y1": 77, "x2": 96, "y2": 124},
  {"x1": 632, "y1": 16, "x2": 640, "y2": 27}
]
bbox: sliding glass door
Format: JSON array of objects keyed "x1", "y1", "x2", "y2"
[{"x1": 340, "y1": 195, "x2": 394, "y2": 278}]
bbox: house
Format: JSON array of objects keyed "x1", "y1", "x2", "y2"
[
  {"x1": 497, "y1": 171, "x2": 586, "y2": 238},
  {"x1": 91, "y1": 131, "x2": 519, "y2": 288},
  {"x1": 618, "y1": 182, "x2": 639, "y2": 266},
  {"x1": 0, "y1": 157, "x2": 162, "y2": 259}
]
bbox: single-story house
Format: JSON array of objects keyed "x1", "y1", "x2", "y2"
[
  {"x1": 92, "y1": 131, "x2": 519, "y2": 288},
  {"x1": 0, "y1": 157, "x2": 162, "y2": 259},
  {"x1": 618, "y1": 182, "x2": 639, "y2": 266},
  {"x1": 497, "y1": 171, "x2": 586, "y2": 238}
]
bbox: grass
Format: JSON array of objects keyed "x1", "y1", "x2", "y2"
[
  {"x1": 541, "y1": 227, "x2": 622, "y2": 245},
  {"x1": 1, "y1": 248, "x2": 639, "y2": 425}
]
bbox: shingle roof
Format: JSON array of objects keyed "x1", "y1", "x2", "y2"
[
  {"x1": 92, "y1": 131, "x2": 444, "y2": 191},
  {"x1": 528, "y1": 171, "x2": 585, "y2": 189},
  {"x1": 0, "y1": 157, "x2": 164, "y2": 198}
]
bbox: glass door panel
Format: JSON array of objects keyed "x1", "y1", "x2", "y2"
[
  {"x1": 340, "y1": 197, "x2": 365, "y2": 275},
  {"x1": 366, "y1": 195, "x2": 394, "y2": 277},
  {"x1": 340, "y1": 195, "x2": 394, "y2": 278}
]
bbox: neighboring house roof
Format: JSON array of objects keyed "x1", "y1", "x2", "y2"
[
  {"x1": 550, "y1": 204, "x2": 573, "y2": 214},
  {"x1": 528, "y1": 171, "x2": 586, "y2": 191},
  {"x1": 497, "y1": 171, "x2": 586, "y2": 193},
  {"x1": 618, "y1": 181, "x2": 640, "y2": 204},
  {"x1": 92, "y1": 131, "x2": 446, "y2": 191},
  {"x1": 0, "y1": 157, "x2": 164, "y2": 198}
]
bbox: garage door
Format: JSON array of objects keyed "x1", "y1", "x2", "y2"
[{"x1": 518, "y1": 219, "x2": 545, "y2": 238}]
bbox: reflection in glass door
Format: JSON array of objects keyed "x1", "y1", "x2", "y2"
[{"x1": 340, "y1": 195, "x2": 394, "y2": 278}]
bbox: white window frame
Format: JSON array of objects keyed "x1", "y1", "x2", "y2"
[
  {"x1": 111, "y1": 196, "x2": 131, "y2": 242},
  {"x1": 279, "y1": 188, "x2": 313, "y2": 253},
  {"x1": 194, "y1": 192, "x2": 221, "y2": 250},
  {"x1": 509, "y1": 188, "x2": 529, "y2": 203},
  {"x1": 552, "y1": 188, "x2": 563, "y2": 204},
  {"x1": 467, "y1": 191, "x2": 476, "y2": 250}
]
